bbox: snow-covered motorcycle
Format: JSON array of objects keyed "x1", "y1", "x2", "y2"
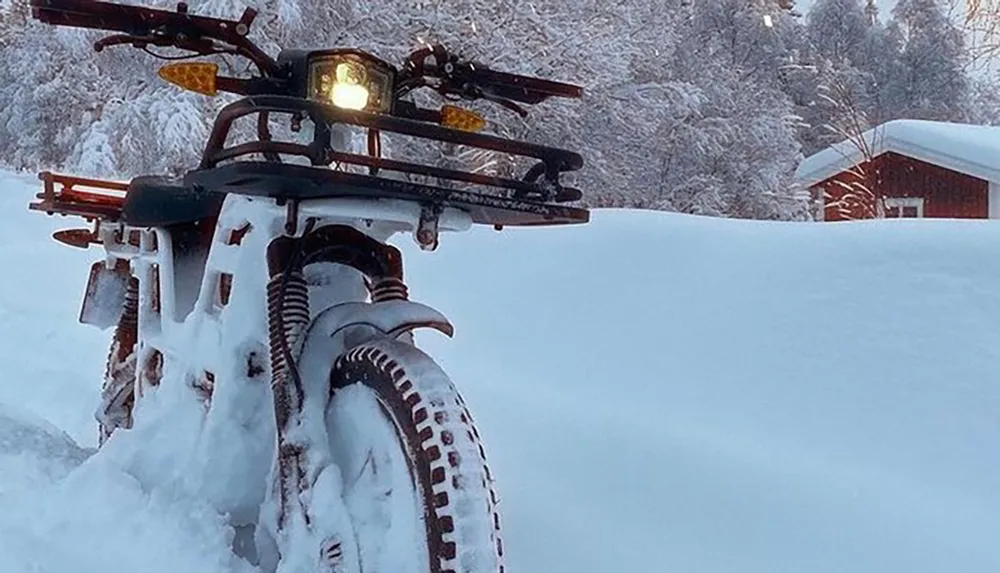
[{"x1": 25, "y1": 0, "x2": 589, "y2": 571}]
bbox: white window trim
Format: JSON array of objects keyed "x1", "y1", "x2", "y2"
[
  {"x1": 989, "y1": 182, "x2": 1000, "y2": 219},
  {"x1": 883, "y1": 197, "x2": 924, "y2": 218}
]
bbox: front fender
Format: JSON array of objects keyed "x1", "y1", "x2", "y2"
[
  {"x1": 308, "y1": 299, "x2": 453, "y2": 342},
  {"x1": 295, "y1": 300, "x2": 453, "y2": 401}
]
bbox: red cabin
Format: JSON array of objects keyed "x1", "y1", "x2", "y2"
[{"x1": 795, "y1": 120, "x2": 1000, "y2": 221}]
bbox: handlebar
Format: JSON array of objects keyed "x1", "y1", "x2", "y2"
[
  {"x1": 29, "y1": 0, "x2": 582, "y2": 117},
  {"x1": 30, "y1": 0, "x2": 281, "y2": 74},
  {"x1": 401, "y1": 44, "x2": 582, "y2": 116}
]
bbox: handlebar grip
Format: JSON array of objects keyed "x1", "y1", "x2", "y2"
[
  {"x1": 31, "y1": 0, "x2": 154, "y2": 34},
  {"x1": 472, "y1": 68, "x2": 583, "y2": 102},
  {"x1": 31, "y1": 0, "x2": 251, "y2": 40}
]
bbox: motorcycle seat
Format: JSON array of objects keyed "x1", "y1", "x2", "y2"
[{"x1": 122, "y1": 176, "x2": 225, "y2": 227}]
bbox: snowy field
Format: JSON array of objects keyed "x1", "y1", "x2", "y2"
[{"x1": 0, "y1": 168, "x2": 998, "y2": 573}]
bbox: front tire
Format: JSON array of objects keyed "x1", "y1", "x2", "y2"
[{"x1": 331, "y1": 338, "x2": 504, "y2": 573}]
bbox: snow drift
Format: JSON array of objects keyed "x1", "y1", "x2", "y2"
[
  {"x1": 0, "y1": 169, "x2": 997, "y2": 573},
  {"x1": 0, "y1": 402, "x2": 91, "y2": 494}
]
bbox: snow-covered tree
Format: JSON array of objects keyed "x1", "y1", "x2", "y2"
[
  {"x1": 801, "y1": 0, "x2": 888, "y2": 155},
  {"x1": 0, "y1": 14, "x2": 104, "y2": 171},
  {"x1": 963, "y1": 76, "x2": 1000, "y2": 124},
  {"x1": 632, "y1": 0, "x2": 809, "y2": 219},
  {"x1": 808, "y1": 0, "x2": 871, "y2": 65},
  {"x1": 5, "y1": 0, "x2": 990, "y2": 222},
  {"x1": 883, "y1": 0, "x2": 968, "y2": 121}
]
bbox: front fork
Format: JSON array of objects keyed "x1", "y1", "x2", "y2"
[
  {"x1": 261, "y1": 223, "x2": 452, "y2": 567},
  {"x1": 263, "y1": 225, "x2": 411, "y2": 532}
]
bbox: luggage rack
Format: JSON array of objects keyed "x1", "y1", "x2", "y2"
[
  {"x1": 30, "y1": 171, "x2": 128, "y2": 221},
  {"x1": 185, "y1": 95, "x2": 591, "y2": 227},
  {"x1": 28, "y1": 96, "x2": 591, "y2": 231},
  {"x1": 198, "y1": 95, "x2": 585, "y2": 206}
]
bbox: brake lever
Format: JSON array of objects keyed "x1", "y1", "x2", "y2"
[
  {"x1": 95, "y1": 31, "x2": 221, "y2": 60},
  {"x1": 478, "y1": 92, "x2": 528, "y2": 118},
  {"x1": 93, "y1": 33, "x2": 169, "y2": 51},
  {"x1": 93, "y1": 34, "x2": 145, "y2": 51}
]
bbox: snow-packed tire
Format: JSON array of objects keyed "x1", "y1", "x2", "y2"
[{"x1": 331, "y1": 338, "x2": 504, "y2": 573}]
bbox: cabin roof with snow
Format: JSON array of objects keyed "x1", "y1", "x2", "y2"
[{"x1": 795, "y1": 119, "x2": 1000, "y2": 189}]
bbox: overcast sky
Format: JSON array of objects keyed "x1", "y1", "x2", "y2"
[{"x1": 793, "y1": 0, "x2": 899, "y2": 19}]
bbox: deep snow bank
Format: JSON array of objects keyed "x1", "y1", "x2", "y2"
[
  {"x1": 0, "y1": 169, "x2": 998, "y2": 573},
  {"x1": 400, "y1": 211, "x2": 1000, "y2": 573},
  {"x1": 0, "y1": 171, "x2": 109, "y2": 446},
  {"x1": 0, "y1": 171, "x2": 255, "y2": 572}
]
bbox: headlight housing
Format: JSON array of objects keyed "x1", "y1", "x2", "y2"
[{"x1": 306, "y1": 50, "x2": 395, "y2": 113}]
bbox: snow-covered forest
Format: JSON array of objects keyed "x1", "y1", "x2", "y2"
[{"x1": 1, "y1": 0, "x2": 997, "y2": 219}]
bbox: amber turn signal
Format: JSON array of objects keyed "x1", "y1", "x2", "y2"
[
  {"x1": 158, "y1": 62, "x2": 219, "y2": 96},
  {"x1": 440, "y1": 105, "x2": 487, "y2": 132}
]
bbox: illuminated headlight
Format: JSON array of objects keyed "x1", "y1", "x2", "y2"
[
  {"x1": 307, "y1": 51, "x2": 394, "y2": 113},
  {"x1": 331, "y1": 76, "x2": 369, "y2": 110}
]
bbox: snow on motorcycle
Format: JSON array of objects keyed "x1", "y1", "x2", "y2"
[{"x1": 24, "y1": 0, "x2": 589, "y2": 571}]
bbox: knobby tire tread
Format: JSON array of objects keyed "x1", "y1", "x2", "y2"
[{"x1": 331, "y1": 338, "x2": 504, "y2": 573}]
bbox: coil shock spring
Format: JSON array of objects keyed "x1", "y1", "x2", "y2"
[
  {"x1": 369, "y1": 276, "x2": 409, "y2": 303},
  {"x1": 264, "y1": 264, "x2": 312, "y2": 532},
  {"x1": 120, "y1": 276, "x2": 140, "y2": 336},
  {"x1": 266, "y1": 270, "x2": 311, "y2": 381},
  {"x1": 98, "y1": 274, "x2": 140, "y2": 446},
  {"x1": 104, "y1": 275, "x2": 139, "y2": 383}
]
